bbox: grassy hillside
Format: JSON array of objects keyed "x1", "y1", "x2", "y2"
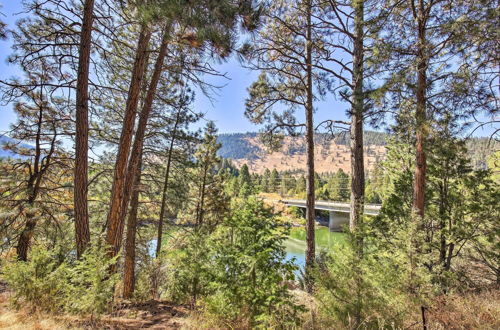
[{"x1": 217, "y1": 132, "x2": 498, "y2": 173}]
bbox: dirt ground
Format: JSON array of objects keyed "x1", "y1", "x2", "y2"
[{"x1": 0, "y1": 285, "x2": 190, "y2": 330}]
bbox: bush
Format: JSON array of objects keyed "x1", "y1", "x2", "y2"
[
  {"x1": 162, "y1": 230, "x2": 214, "y2": 306},
  {"x1": 63, "y1": 244, "x2": 119, "y2": 315},
  {"x1": 314, "y1": 225, "x2": 433, "y2": 329},
  {"x1": 2, "y1": 247, "x2": 67, "y2": 312},
  {"x1": 162, "y1": 197, "x2": 304, "y2": 328},
  {"x1": 201, "y1": 197, "x2": 303, "y2": 328},
  {"x1": 1, "y1": 244, "x2": 118, "y2": 316}
]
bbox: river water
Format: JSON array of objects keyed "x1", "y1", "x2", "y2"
[
  {"x1": 149, "y1": 226, "x2": 345, "y2": 270},
  {"x1": 284, "y1": 226, "x2": 345, "y2": 269}
]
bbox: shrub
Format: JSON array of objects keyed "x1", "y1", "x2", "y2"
[
  {"x1": 314, "y1": 225, "x2": 433, "y2": 329},
  {"x1": 1, "y1": 244, "x2": 118, "y2": 316},
  {"x1": 162, "y1": 230, "x2": 214, "y2": 306},
  {"x1": 63, "y1": 244, "x2": 119, "y2": 315},
  {"x1": 201, "y1": 197, "x2": 303, "y2": 328},
  {"x1": 162, "y1": 198, "x2": 304, "y2": 328},
  {"x1": 2, "y1": 247, "x2": 67, "y2": 312}
]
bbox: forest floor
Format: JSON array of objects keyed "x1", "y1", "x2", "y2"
[
  {"x1": 1, "y1": 281, "x2": 499, "y2": 329},
  {"x1": 0, "y1": 284, "x2": 191, "y2": 329}
]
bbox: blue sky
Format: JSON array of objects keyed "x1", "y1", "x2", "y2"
[
  {"x1": 0, "y1": 2, "x2": 497, "y2": 137},
  {"x1": 0, "y1": 1, "x2": 357, "y2": 136}
]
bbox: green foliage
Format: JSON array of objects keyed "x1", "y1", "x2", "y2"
[
  {"x1": 162, "y1": 230, "x2": 214, "y2": 306},
  {"x1": 162, "y1": 198, "x2": 303, "y2": 328},
  {"x1": 373, "y1": 130, "x2": 500, "y2": 289},
  {"x1": 2, "y1": 247, "x2": 67, "y2": 312},
  {"x1": 317, "y1": 169, "x2": 350, "y2": 201},
  {"x1": 1, "y1": 244, "x2": 118, "y2": 316},
  {"x1": 203, "y1": 197, "x2": 302, "y2": 328},
  {"x1": 63, "y1": 244, "x2": 119, "y2": 315},
  {"x1": 487, "y1": 150, "x2": 500, "y2": 183},
  {"x1": 178, "y1": 122, "x2": 230, "y2": 228},
  {"x1": 315, "y1": 226, "x2": 432, "y2": 329}
]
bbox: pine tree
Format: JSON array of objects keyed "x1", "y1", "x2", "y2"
[
  {"x1": 154, "y1": 87, "x2": 201, "y2": 258},
  {"x1": 74, "y1": 0, "x2": 95, "y2": 259},
  {"x1": 269, "y1": 169, "x2": 280, "y2": 194},
  {"x1": 244, "y1": 0, "x2": 336, "y2": 288},
  {"x1": 378, "y1": 0, "x2": 494, "y2": 222},
  {"x1": 0, "y1": 64, "x2": 71, "y2": 261},
  {"x1": 106, "y1": 0, "x2": 262, "y2": 258},
  {"x1": 179, "y1": 122, "x2": 229, "y2": 231}
]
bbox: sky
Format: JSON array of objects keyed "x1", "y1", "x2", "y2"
[
  {"x1": 0, "y1": 2, "x2": 497, "y2": 137},
  {"x1": 0, "y1": 1, "x2": 358, "y2": 136}
]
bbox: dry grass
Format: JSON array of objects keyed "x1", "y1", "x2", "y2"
[
  {"x1": 0, "y1": 291, "x2": 78, "y2": 329},
  {"x1": 1, "y1": 278, "x2": 497, "y2": 329},
  {"x1": 232, "y1": 136, "x2": 386, "y2": 175},
  {"x1": 422, "y1": 289, "x2": 500, "y2": 330},
  {"x1": 0, "y1": 290, "x2": 189, "y2": 329}
]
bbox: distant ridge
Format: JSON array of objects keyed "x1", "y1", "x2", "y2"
[
  {"x1": 217, "y1": 131, "x2": 388, "y2": 160},
  {"x1": 217, "y1": 132, "x2": 497, "y2": 174}
]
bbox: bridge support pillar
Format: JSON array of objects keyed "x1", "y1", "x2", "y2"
[{"x1": 329, "y1": 211, "x2": 349, "y2": 232}]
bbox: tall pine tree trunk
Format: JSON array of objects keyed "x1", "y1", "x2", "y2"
[
  {"x1": 106, "y1": 26, "x2": 151, "y2": 257},
  {"x1": 74, "y1": 0, "x2": 94, "y2": 258},
  {"x1": 350, "y1": 2, "x2": 365, "y2": 326},
  {"x1": 304, "y1": 0, "x2": 316, "y2": 293},
  {"x1": 156, "y1": 109, "x2": 181, "y2": 258},
  {"x1": 118, "y1": 28, "x2": 170, "y2": 247},
  {"x1": 349, "y1": 0, "x2": 365, "y2": 232},
  {"x1": 413, "y1": 1, "x2": 428, "y2": 219},
  {"x1": 122, "y1": 150, "x2": 143, "y2": 299}
]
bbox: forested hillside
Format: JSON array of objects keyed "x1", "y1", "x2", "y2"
[{"x1": 218, "y1": 132, "x2": 499, "y2": 173}]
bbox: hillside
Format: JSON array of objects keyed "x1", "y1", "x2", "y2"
[
  {"x1": 217, "y1": 132, "x2": 387, "y2": 174},
  {"x1": 217, "y1": 132, "x2": 498, "y2": 174}
]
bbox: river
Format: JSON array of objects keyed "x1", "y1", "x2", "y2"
[
  {"x1": 284, "y1": 226, "x2": 345, "y2": 269},
  {"x1": 149, "y1": 225, "x2": 345, "y2": 270}
]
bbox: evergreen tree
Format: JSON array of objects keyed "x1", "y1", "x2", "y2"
[
  {"x1": 244, "y1": 0, "x2": 336, "y2": 287},
  {"x1": 378, "y1": 0, "x2": 495, "y2": 222},
  {"x1": 269, "y1": 169, "x2": 280, "y2": 194},
  {"x1": 0, "y1": 64, "x2": 71, "y2": 261},
  {"x1": 106, "y1": 0, "x2": 262, "y2": 258},
  {"x1": 238, "y1": 163, "x2": 253, "y2": 196},
  {"x1": 74, "y1": 0, "x2": 95, "y2": 258},
  {"x1": 179, "y1": 122, "x2": 229, "y2": 230},
  {"x1": 261, "y1": 168, "x2": 271, "y2": 192}
]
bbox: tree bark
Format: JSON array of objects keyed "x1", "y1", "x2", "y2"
[
  {"x1": 350, "y1": 2, "x2": 365, "y2": 327},
  {"x1": 74, "y1": 0, "x2": 94, "y2": 259},
  {"x1": 349, "y1": 0, "x2": 365, "y2": 232},
  {"x1": 106, "y1": 26, "x2": 151, "y2": 257},
  {"x1": 118, "y1": 28, "x2": 170, "y2": 253},
  {"x1": 156, "y1": 108, "x2": 181, "y2": 258},
  {"x1": 304, "y1": 0, "x2": 316, "y2": 293},
  {"x1": 17, "y1": 213, "x2": 37, "y2": 262},
  {"x1": 413, "y1": 0, "x2": 428, "y2": 219},
  {"x1": 122, "y1": 150, "x2": 143, "y2": 299}
]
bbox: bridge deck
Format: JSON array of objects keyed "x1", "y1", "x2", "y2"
[{"x1": 282, "y1": 199, "x2": 381, "y2": 216}]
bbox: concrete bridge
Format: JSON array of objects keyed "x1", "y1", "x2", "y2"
[{"x1": 282, "y1": 199, "x2": 381, "y2": 231}]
